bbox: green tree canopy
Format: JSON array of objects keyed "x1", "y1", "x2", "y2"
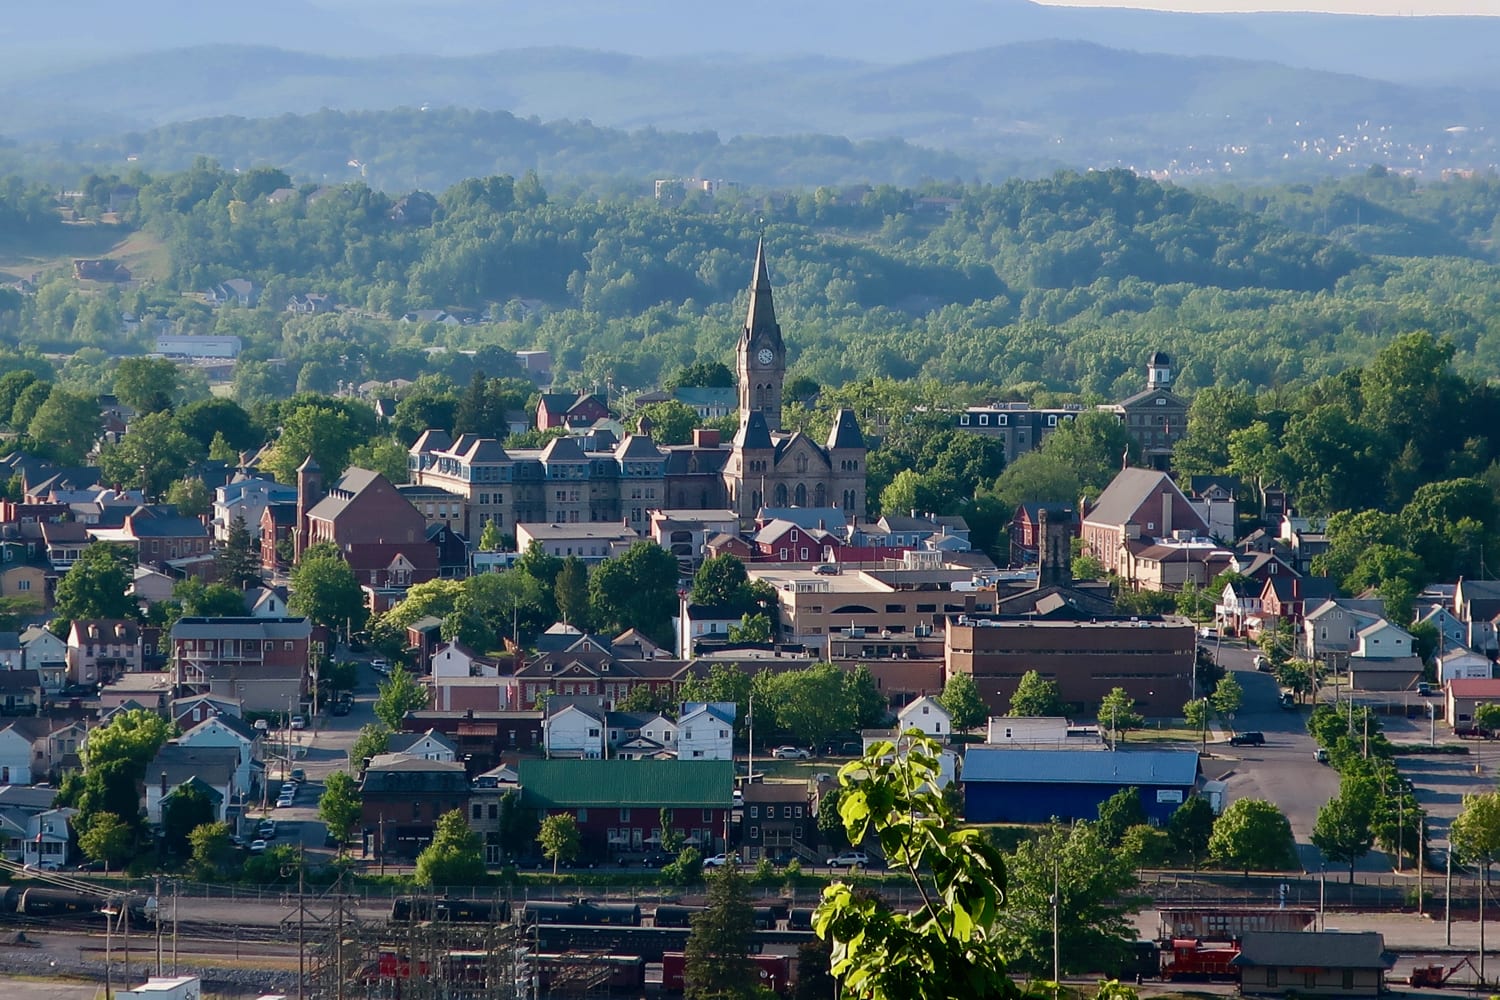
[
  {"x1": 318, "y1": 771, "x2": 362, "y2": 846},
  {"x1": 1312, "y1": 784, "x2": 1375, "y2": 883},
  {"x1": 414, "y1": 808, "x2": 487, "y2": 886},
  {"x1": 374, "y1": 665, "x2": 429, "y2": 729},
  {"x1": 684, "y1": 862, "x2": 759, "y2": 1000},
  {"x1": 1209, "y1": 798, "x2": 1297, "y2": 875},
  {"x1": 54, "y1": 542, "x2": 138, "y2": 622},
  {"x1": 1008, "y1": 670, "x2": 1064, "y2": 717},
  {"x1": 289, "y1": 552, "x2": 366, "y2": 635},
  {"x1": 939, "y1": 672, "x2": 987, "y2": 732},
  {"x1": 538, "y1": 812, "x2": 581, "y2": 874}
]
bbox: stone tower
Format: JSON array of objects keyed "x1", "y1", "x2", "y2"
[
  {"x1": 294, "y1": 454, "x2": 323, "y2": 560},
  {"x1": 736, "y1": 238, "x2": 785, "y2": 432}
]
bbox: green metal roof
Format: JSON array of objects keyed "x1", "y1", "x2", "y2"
[{"x1": 519, "y1": 760, "x2": 733, "y2": 809}]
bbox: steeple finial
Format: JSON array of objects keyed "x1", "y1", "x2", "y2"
[{"x1": 744, "y1": 237, "x2": 780, "y2": 343}]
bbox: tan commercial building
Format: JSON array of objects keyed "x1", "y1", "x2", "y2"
[
  {"x1": 749, "y1": 559, "x2": 993, "y2": 655},
  {"x1": 945, "y1": 615, "x2": 1195, "y2": 716}
]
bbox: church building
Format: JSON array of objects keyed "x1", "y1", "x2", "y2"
[{"x1": 720, "y1": 240, "x2": 867, "y2": 519}]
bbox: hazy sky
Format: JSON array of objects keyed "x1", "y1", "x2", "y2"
[{"x1": 1037, "y1": 1, "x2": 1499, "y2": 12}]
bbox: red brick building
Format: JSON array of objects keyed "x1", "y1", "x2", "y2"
[
  {"x1": 360, "y1": 754, "x2": 471, "y2": 859},
  {"x1": 535, "y1": 392, "x2": 612, "y2": 431},
  {"x1": 293, "y1": 463, "x2": 437, "y2": 588},
  {"x1": 1081, "y1": 468, "x2": 1209, "y2": 577}
]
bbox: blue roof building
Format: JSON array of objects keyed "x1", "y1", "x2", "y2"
[{"x1": 962, "y1": 746, "x2": 1200, "y2": 825}]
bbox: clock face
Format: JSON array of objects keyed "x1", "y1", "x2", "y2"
[{"x1": 757, "y1": 348, "x2": 775, "y2": 366}]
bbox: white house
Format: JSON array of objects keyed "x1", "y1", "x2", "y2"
[
  {"x1": 639, "y1": 714, "x2": 677, "y2": 749},
  {"x1": 0, "y1": 722, "x2": 36, "y2": 785},
  {"x1": 1438, "y1": 646, "x2": 1492, "y2": 684},
  {"x1": 675, "y1": 601, "x2": 746, "y2": 658},
  {"x1": 676, "y1": 702, "x2": 735, "y2": 761},
  {"x1": 895, "y1": 696, "x2": 951, "y2": 738},
  {"x1": 542, "y1": 704, "x2": 605, "y2": 759},
  {"x1": 174, "y1": 716, "x2": 261, "y2": 798},
  {"x1": 388, "y1": 729, "x2": 458, "y2": 762},
  {"x1": 21, "y1": 808, "x2": 74, "y2": 868},
  {"x1": 985, "y1": 716, "x2": 1072, "y2": 746},
  {"x1": 245, "y1": 587, "x2": 292, "y2": 618},
  {"x1": 431, "y1": 641, "x2": 499, "y2": 680},
  {"x1": 20, "y1": 626, "x2": 68, "y2": 693}
]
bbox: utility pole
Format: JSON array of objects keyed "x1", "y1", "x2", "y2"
[
  {"x1": 1051, "y1": 853, "x2": 1060, "y2": 1000},
  {"x1": 104, "y1": 900, "x2": 115, "y2": 1000},
  {"x1": 1418, "y1": 818, "x2": 1425, "y2": 915},
  {"x1": 298, "y1": 845, "x2": 307, "y2": 1000},
  {"x1": 172, "y1": 880, "x2": 179, "y2": 974},
  {"x1": 1446, "y1": 847, "x2": 1453, "y2": 946},
  {"x1": 154, "y1": 875, "x2": 162, "y2": 976}
]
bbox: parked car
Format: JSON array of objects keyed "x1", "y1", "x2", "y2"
[
  {"x1": 771, "y1": 746, "x2": 812, "y2": 760},
  {"x1": 370, "y1": 658, "x2": 389, "y2": 675},
  {"x1": 1253, "y1": 655, "x2": 1270, "y2": 672},
  {"x1": 702, "y1": 854, "x2": 733, "y2": 868},
  {"x1": 1314, "y1": 748, "x2": 1330, "y2": 764},
  {"x1": 289, "y1": 715, "x2": 306, "y2": 730},
  {"x1": 290, "y1": 768, "x2": 306, "y2": 783},
  {"x1": 1198, "y1": 626, "x2": 1221, "y2": 641},
  {"x1": 248, "y1": 840, "x2": 268, "y2": 853},
  {"x1": 258, "y1": 820, "x2": 277, "y2": 839},
  {"x1": 330, "y1": 700, "x2": 351, "y2": 716},
  {"x1": 1229, "y1": 731, "x2": 1266, "y2": 747},
  {"x1": 1418, "y1": 682, "x2": 1436, "y2": 696},
  {"x1": 826, "y1": 851, "x2": 869, "y2": 868},
  {"x1": 813, "y1": 564, "x2": 840, "y2": 575}
]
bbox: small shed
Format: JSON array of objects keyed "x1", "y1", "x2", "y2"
[
  {"x1": 961, "y1": 746, "x2": 1199, "y2": 824},
  {"x1": 1345, "y1": 656, "x2": 1423, "y2": 692},
  {"x1": 1233, "y1": 931, "x2": 1393, "y2": 997}
]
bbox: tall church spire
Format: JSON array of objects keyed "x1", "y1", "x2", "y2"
[
  {"x1": 743, "y1": 237, "x2": 781, "y2": 348},
  {"x1": 737, "y1": 238, "x2": 785, "y2": 432}
]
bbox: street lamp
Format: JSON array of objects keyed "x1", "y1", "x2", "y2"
[{"x1": 102, "y1": 900, "x2": 120, "y2": 1000}]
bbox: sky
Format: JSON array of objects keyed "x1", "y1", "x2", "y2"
[{"x1": 1036, "y1": 0, "x2": 1500, "y2": 12}]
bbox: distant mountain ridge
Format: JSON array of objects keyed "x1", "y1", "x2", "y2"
[
  {"x1": 2, "y1": 0, "x2": 1499, "y2": 85},
  {"x1": 4, "y1": 39, "x2": 1496, "y2": 189}
]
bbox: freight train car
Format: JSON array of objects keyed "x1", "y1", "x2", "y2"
[
  {"x1": 519, "y1": 899, "x2": 642, "y2": 926},
  {"x1": 1160, "y1": 939, "x2": 1241, "y2": 982},
  {"x1": 652, "y1": 904, "x2": 705, "y2": 928},
  {"x1": 388, "y1": 895, "x2": 510, "y2": 923},
  {"x1": 661, "y1": 951, "x2": 791, "y2": 995}
]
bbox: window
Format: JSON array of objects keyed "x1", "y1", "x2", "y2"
[
  {"x1": 620, "y1": 808, "x2": 631, "y2": 822},
  {"x1": 472, "y1": 803, "x2": 483, "y2": 820},
  {"x1": 794, "y1": 806, "x2": 804, "y2": 818},
  {"x1": 1266, "y1": 970, "x2": 1278, "y2": 988},
  {"x1": 960, "y1": 414, "x2": 970, "y2": 426},
  {"x1": 978, "y1": 414, "x2": 988, "y2": 426},
  {"x1": 17, "y1": 579, "x2": 28, "y2": 592},
  {"x1": 702, "y1": 809, "x2": 713, "y2": 822},
  {"x1": 750, "y1": 826, "x2": 759, "y2": 838},
  {"x1": 1155, "y1": 397, "x2": 1167, "y2": 406},
  {"x1": 750, "y1": 805, "x2": 759, "y2": 818},
  {"x1": 1047, "y1": 414, "x2": 1058, "y2": 427},
  {"x1": 1342, "y1": 970, "x2": 1354, "y2": 989}
]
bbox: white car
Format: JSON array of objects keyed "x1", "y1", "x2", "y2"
[
  {"x1": 370, "y1": 659, "x2": 390, "y2": 675},
  {"x1": 248, "y1": 840, "x2": 268, "y2": 853},
  {"x1": 702, "y1": 854, "x2": 732, "y2": 868},
  {"x1": 826, "y1": 851, "x2": 869, "y2": 868},
  {"x1": 289, "y1": 715, "x2": 306, "y2": 731},
  {"x1": 276, "y1": 794, "x2": 296, "y2": 808},
  {"x1": 771, "y1": 746, "x2": 812, "y2": 760},
  {"x1": 1198, "y1": 626, "x2": 1220, "y2": 640}
]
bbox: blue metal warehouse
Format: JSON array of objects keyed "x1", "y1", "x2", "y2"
[{"x1": 962, "y1": 747, "x2": 1201, "y2": 825}]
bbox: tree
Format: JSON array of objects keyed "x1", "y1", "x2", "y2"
[
  {"x1": 165, "y1": 477, "x2": 212, "y2": 519},
  {"x1": 554, "y1": 556, "x2": 590, "y2": 628},
  {"x1": 28, "y1": 389, "x2": 103, "y2": 464},
  {"x1": 814, "y1": 734, "x2": 1020, "y2": 1000},
  {"x1": 188, "y1": 821, "x2": 233, "y2": 874},
  {"x1": 1312, "y1": 787, "x2": 1375, "y2": 883},
  {"x1": 1209, "y1": 798, "x2": 1297, "y2": 875},
  {"x1": 1184, "y1": 699, "x2": 1209, "y2": 744},
  {"x1": 998, "y1": 820, "x2": 1144, "y2": 976},
  {"x1": 351, "y1": 723, "x2": 392, "y2": 770},
  {"x1": 289, "y1": 552, "x2": 365, "y2": 636},
  {"x1": 261, "y1": 401, "x2": 369, "y2": 483},
  {"x1": 54, "y1": 542, "x2": 137, "y2": 622},
  {"x1": 727, "y1": 612, "x2": 772, "y2": 644},
  {"x1": 1168, "y1": 796, "x2": 1216, "y2": 864},
  {"x1": 636, "y1": 400, "x2": 700, "y2": 445},
  {"x1": 318, "y1": 771, "x2": 362, "y2": 847},
  {"x1": 589, "y1": 540, "x2": 681, "y2": 640},
  {"x1": 759, "y1": 663, "x2": 855, "y2": 749},
  {"x1": 98, "y1": 410, "x2": 205, "y2": 497},
  {"x1": 939, "y1": 672, "x2": 987, "y2": 732},
  {"x1": 1098, "y1": 688, "x2": 1144, "y2": 742},
  {"x1": 816, "y1": 786, "x2": 848, "y2": 850},
  {"x1": 478, "y1": 520, "x2": 505, "y2": 552},
  {"x1": 374, "y1": 666, "x2": 428, "y2": 729},
  {"x1": 78, "y1": 812, "x2": 134, "y2": 872},
  {"x1": 1096, "y1": 787, "x2": 1147, "y2": 849},
  {"x1": 793, "y1": 938, "x2": 837, "y2": 1000},
  {"x1": 691, "y1": 554, "x2": 753, "y2": 608},
  {"x1": 216, "y1": 514, "x2": 263, "y2": 589},
  {"x1": 684, "y1": 862, "x2": 759, "y2": 1000},
  {"x1": 845, "y1": 665, "x2": 888, "y2": 730},
  {"x1": 346, "y1": 437, "x2": 411, "y2": 484},
  {"x1": 538, "y1": 813, "x2": 580, "y2": 874},
  {"x1": 162, "y1": 781, "x2": 217, "y2": 856},
  {"x1": 114, "y1": 356, "x2": 183, "y2": 415},
  {"x1": 1210, "y1": 674, "x2": 1243, "y2": 721},
  {"x1": 414, "y1": 808, "x2": 487, "y2": 886},
  {"x1": 1451, "y1": 790, "x2": 1500, "y2": 932},
  {"x1": 83, "y1": 707, "x2": 172, "y2": 774},
  {"x1": 1475, "y1": 703, "x2": 1500, "y2": 736},
  {"x1": 1008, "y1": 670, "x2": 1064, "y2": 717}
]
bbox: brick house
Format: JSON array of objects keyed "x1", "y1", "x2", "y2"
[
  {"x1": 295, "y1": 464, "x2": 437, "y2": 588},
  {"x1": 360, "y1": 754, "x2": 471, "y2": 859},
  {"x1": 1010, "y1": 503, "x2": 1078, "y2": 567},
  {"x1": 536, "y1": 392, "x2": 612, "y2": 431},
  {"x1": 66, "y1": 620, "x2": 142, "y2": 686},
  {"x1": 741, "y1": 782, "x2": 814, "y2": 863},
  {"x1": 170, "y1": 617, "x2": 311, "y2": 713},
  {"x1": 1081, "y1": 467, "x2": 1210, "y2": 579},
  {"x1": 518, "y1": 759, "x2": 734, "y2": 860}
]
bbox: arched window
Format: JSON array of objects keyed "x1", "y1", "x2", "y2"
[
  {"x1": 751, "y1": 490, "x2": 762, "y2": 511},
  {"x1": 815, "y1": 483, "x2": 826, "y2": 507},
  {"x1": 774, "y1": 483, "x2": 789, "y2": 507},
  {"x1": 795, "y1": 483, "x2": 807, "y2": 506}
]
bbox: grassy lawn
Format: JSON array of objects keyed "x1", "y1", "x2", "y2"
[
  {"x1": 1125, "y1": 724, "x2": 1210, "y2": 745},
  {"x1": 0, "y1": 224, "x2": 168, "y2": 284},
  {"x1": 750, "y1": 757, "x2": 842, "y2": 781}
]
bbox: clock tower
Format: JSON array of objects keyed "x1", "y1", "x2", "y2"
[{"x1": 737, "y1": 238, "x2": 785, "y2": 432}]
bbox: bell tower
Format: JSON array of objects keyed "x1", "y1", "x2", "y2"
[{"x1": 737, "y1": 238, "x2": 785, "y2": 432}]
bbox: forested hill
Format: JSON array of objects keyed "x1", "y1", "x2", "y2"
[
  {"x1": 9, "y1": 163, "x2": 1500, "y2": 410},
  {"x1": 3, "y1": 41, "x2": 1499, "y2": 188}
]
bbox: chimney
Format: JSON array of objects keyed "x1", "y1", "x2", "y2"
[
  {"x1": 693, "y1": 428, "x2": 721, "y2": 448},
  {"x1": 1161, "y1": 490, "x2": 1173, "y2": 538},
  {"x1": 160, "y1": 771, "x2": 168, "y2": 797}
]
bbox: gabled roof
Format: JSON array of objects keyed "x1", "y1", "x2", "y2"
[
  {"x1": 963, "y1": 747, "x2": 1200, "y2": 786},
  {"x1": 388, "y1": 728, "x2": 460, "y2": 756},
  {"x1": 0, "y1": 669, "x2": 41, "y2": 692},
  {"x1": 681, "y1": 701, "x2": 736, "y2": 726},
  {"x1": 457, "y1": 437, "x2": 509, "y2": 462},
  {"x1": 734, "y1": 411, "x2": 774, "y2": 450},
  {"x1": 306, "y1": 467, "x2": 389, "y2": 521},
  {"x1": 148, "y1": 744, "x2": 238, "y2": 787},
  {"x1": 539, "y1": 435, "x2": 587, "y2": 462},
  {"x1": 519, "y1": 759, "x2": 733, "y2": 808},
  {"x1": 179, "y1": 713, "x2": 258, "y2": 743},
  {"x1": 1447, "y1": 678, "x2": 1500, "y2": 698},
  {"x1": 826, "y1": 408, "x2": 865, "y2": 450},
  {"x1": 1087, "y1": 468, "x2": 1204, "y2": 535},
  {"x1": 615, "y1": 434, "x2": 664, "y2": 460},
  {"x1": 741, "y1": 237, "x2": 782, "y2": 351},
  {"x1": 410, "y1": 429, "x2": 454, "y2": 454},
  {"x1": 1232, "y1": 931, "x2": 1392, "y2": 970}
]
